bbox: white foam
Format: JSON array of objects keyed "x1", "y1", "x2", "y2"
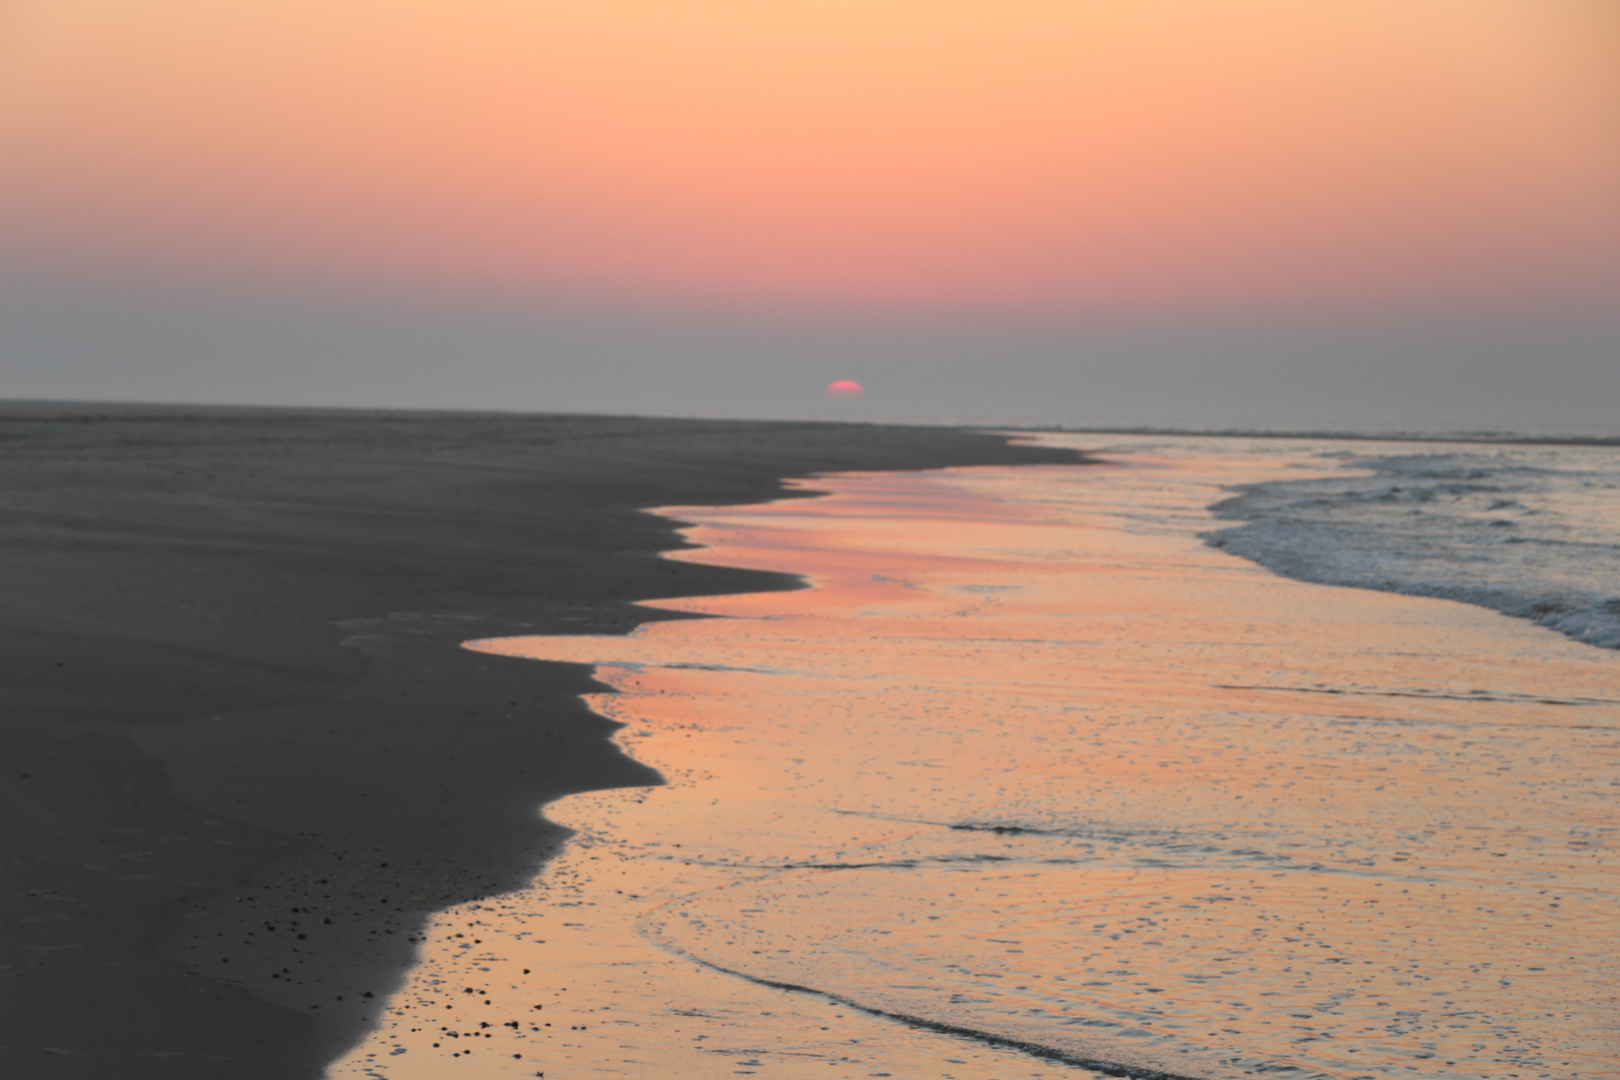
[{"x1": 1206, "y1": 445, "x2": 1620, "y2": 651}]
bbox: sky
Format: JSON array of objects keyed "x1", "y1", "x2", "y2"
[{"x1": 2, "y1": 0, "x2": 1617, "y2": 428}]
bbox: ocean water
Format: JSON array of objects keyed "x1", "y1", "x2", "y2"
[
  {"x1": 1202, "y1": 441, "x2": 1620, "y2": 650},
  {"x1": 329, "y1": 435, "x2": 1619, "y2": 1080}
]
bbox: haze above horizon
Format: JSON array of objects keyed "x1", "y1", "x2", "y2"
[{"x1": 2, "y1": 1, "x2": 1616, "y2": 427}]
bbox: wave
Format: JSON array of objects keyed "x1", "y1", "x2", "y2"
[{"x1": 1203, "y1": 448, "x2": 1620, "y2": 650}]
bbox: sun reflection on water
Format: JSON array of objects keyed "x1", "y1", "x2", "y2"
[{"x1": 329, "y1": 436, "x2": 1618, "y2": 1080}]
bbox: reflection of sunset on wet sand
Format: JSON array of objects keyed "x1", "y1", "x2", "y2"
[{"x1": 331, "y1": 436, "x2": 1617, "y2": 1079}]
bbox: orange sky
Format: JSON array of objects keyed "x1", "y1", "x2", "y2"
[{"x1": 2, "y1": 0, "x2": 1617, "y2": 312}]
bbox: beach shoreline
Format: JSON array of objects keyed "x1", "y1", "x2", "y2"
[
  {"x1": 0, "y1": 402, "x2": 1085, "y2": 1079},
  {"x1": 341, "y1": 441, "x2": 1614, "y2": 1079}
]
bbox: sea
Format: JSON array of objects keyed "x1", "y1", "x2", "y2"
[
  {"x1": 1201, "y1": 439, "x2": 1620, "y2": 652},
  {"x1": 330, "y1": 433, "x2": 1619, "y2": 1080}
]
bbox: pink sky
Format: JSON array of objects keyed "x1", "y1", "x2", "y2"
[{"x1": 2, "y1": 0, "x2": 1617, "y2": 313}]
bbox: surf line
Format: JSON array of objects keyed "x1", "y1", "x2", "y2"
[{"x1": 636, "y1": 922, "x2": 1211, "y2": 1080}]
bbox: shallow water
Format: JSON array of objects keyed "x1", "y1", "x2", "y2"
[{"x1": 328, "y1": 436, "x2": 1619, "y2": 1079}]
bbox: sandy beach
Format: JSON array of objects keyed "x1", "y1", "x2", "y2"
[
  {"x1": 0, "y1": 403, "x2": 1081, "y2": 1078},
  {"x1": 8, "y1": 5, "x2": 1615, "y2": 1076}
]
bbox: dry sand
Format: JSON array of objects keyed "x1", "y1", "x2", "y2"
[{"x1": 0, "y1": 402, "x2": 1083, "y2": 1079}]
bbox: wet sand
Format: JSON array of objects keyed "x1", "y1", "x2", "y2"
[
  {"x1": 0, "y1": 402, "x2": 1082, "y2": 1079},
  {"x1": 335, "y1": 437, "x2": 1617, "y2": 1078}
]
